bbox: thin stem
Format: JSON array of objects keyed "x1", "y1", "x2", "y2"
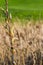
[{"x1": 5, "y1": 0, "x2": 8, "y2": 19}]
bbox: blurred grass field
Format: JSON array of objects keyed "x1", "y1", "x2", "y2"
[
  {"x1": 0, "y1": 1, "x2": 43, "y2": 65},
  {"x1": 0, "y1": 0, "x2": 43, "y2": 20}
]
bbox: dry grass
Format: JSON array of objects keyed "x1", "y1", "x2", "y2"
[{"x1": 0, "y1": 20, "x2": 43, "y2": 65}]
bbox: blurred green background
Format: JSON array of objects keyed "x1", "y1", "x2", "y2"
[{"x1": 0, "y1": 0, "x2": 43, "y2": 20}]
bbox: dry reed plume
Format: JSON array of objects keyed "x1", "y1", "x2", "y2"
[{"x1": 0, "y1": 21, "x2": 43, "y2": 65}]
